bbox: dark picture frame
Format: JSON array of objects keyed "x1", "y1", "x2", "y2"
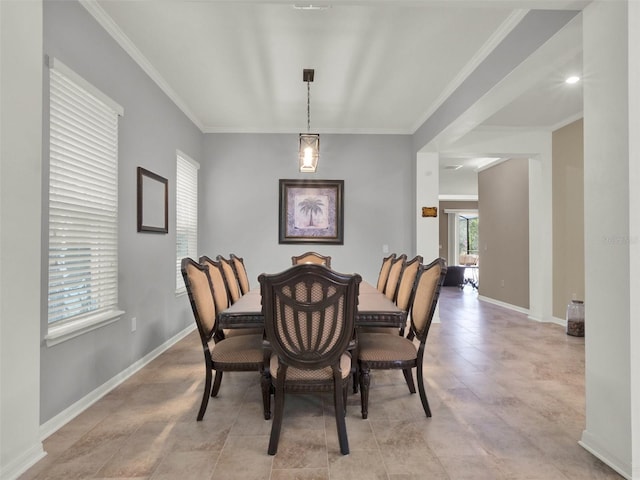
[
  {"x1": 279, "y1": 179, "x2": 344, "y2": 244},
  {"x1": 137, "y1": 167, "x2": 168, "y2": 233}
]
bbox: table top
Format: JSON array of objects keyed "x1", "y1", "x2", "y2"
[{"x1": 218, "y1": 281, "x2": 406, "y2": 329}]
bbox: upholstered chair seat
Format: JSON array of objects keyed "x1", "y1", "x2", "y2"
[
  {"x1": 210, "y1": 334, "x2": 264, "y2": 364},
  {"x1": 269, "y1": 353, "x2": 352, "y2": 381},
  {"x1": 358, "y1": 334, "x2": 417, "y2": 362}
]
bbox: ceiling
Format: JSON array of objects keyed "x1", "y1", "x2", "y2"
[{"x1": 84, "y1": 0, "x2": 586, "y2": 195}]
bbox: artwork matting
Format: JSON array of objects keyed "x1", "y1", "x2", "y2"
[{"x1": 279, "y1": 179, "x2": 344, "y2": 244}]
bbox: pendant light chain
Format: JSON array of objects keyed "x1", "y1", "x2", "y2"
[{"x1": 307, "y1": 80, "x2": 311, "y2": 133}]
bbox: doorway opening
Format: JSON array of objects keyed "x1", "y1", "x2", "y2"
[{"x1": 446, "y1": 210, "x2": 479, "y2": 289}]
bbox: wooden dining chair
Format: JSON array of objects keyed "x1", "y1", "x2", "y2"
[
  {"x1": 291, "y1": 251, "x2": 332, "y2": 268},
  {"x1": 199, "y1": 256, "x2": 231, "y2": 314},
  {"x1": 229, "y1": 253, "x2": 251, "y2": 295},
  {"x1": 181, "y1": 257, "x2": 271, "y2": 421},
  {"x1": 357, "y1": 257, "x2": 447, "y2": 419},
  {"x1": 216, "y1": 255, "x2": 242, "y2": 303},
  {"x1": 200, "y1": 255, "x2": 262, "y2": 339},
  {"x1": 383, "y1": 254, "x2": 407, "y2": 301},
  {"x1": 363, "y1": 254, "x2": 422, "y2": 336},
  {"x1": 376, "y1": 253, "x2": 396, "y2": 292},
  {"x1": 395, "y1": 255, "x2": 423, "y2": 318},
  {"x1": 259, "y1": 264, "x2": 361, "y2": 455}
]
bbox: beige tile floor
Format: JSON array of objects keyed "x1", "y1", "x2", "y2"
[{"x1": 21, "y1": 287, "x2": 622, "y2": 480}]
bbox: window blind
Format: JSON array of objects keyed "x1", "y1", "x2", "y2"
[
  {"x1": 48, "y1": 65, "x2": 120, "y2": 324},
  {"x1": 176, "y1": 152, "x2": 199, "y2": 293}
]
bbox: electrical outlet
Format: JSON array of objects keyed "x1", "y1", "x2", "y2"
[
  {"x1": 500, "y1": 280, "x2": 505, "y2": 288},
  {"x1": 131, "y1": 317, "x2": 137, "y2": 332},
  {"x1": 382, "y1": 244, "x2": 389, "y2": 254}
]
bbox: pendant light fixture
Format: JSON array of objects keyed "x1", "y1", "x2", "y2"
[{"x1": 299, "y1": 69, "x2": 319, "y2": 173}]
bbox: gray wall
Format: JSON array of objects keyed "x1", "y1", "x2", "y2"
[
  {"x1": 478, "y1": 159, "x2": 530, "y2": 308},
  {"x1": 200, "y1": 133, "x2": 415, "y2": 287},
  {"x1": 41, "y1": 1, "x2": 203, "y2": 423}
]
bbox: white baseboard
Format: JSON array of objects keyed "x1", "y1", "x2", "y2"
[
  {"x1": 477, "y1": 296, "x2": 569, "y2": 327},
  {"x1": 477, "y1": 295, "x2": 530, "y2": 316},
  {"x1": 0, "y1": 442, "x2": 46, "y2": 480},
  {"x1": 549, "y1": 315, "x2": 566, "y2": 327},
  {"x1": 579, "y1": 430, "x2": 632, "y2": 479},
  {"x1": 39, "y1": 324, "x2": 195, "y2": 441},
  {"x1": 432, "y1": 304, "x2": 441, "y2": 324}
]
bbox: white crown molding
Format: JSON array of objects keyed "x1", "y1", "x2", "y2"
[
  {"x1": 439, "y1": 194, "x2": 478, "y2": 201},
  {"x1": 479, "y1": 112, "x2": 584, "y2": 134},
  {"x1": 549, "y1": 111, "x2": 583, "y2": 131},
  {"x1": 201, "y1": 125, "x2": 414, "y2": 135},
  {"x1": 475, "y1": 157, "x2": 509, "y2": 172},
  {"x1": 410, "y1": 8, "x2": 529, "y2": 133},
  {"x1": 79, "y1": 0, "x2": 205, "y2": 132}
]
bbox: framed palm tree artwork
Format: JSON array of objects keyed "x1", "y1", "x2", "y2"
[{"x1": 279, "y1": 179, "x2": 344, "y2": 244}]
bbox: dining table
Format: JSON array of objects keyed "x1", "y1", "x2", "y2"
[{"x1": 218, "y1": 281, "x2": 406, "y2": 330}]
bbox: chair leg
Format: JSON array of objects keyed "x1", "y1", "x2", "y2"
[
  {"x1": 268, "y1": 373, "x2": 286, "y2": 455},
  {"x1": 416, "y1": 364, "x2": 432, "y2": 417},
  {"x1": 334, "y1": 377, "x2": 349, "y2": 455},
  {"x1": 261, "y1": 369, "x2": 272, "y2": 420},
  {"x1": 211, "y1": 370, "x2": 223, "y2": 397},
  {"x1": 402, "y1": 368, "x2": 416, "y2": 394},
  {"x1": 359, "y1": 362, "x2": 370, "y2": 420},
  {"x1": 352, "y1": 370, "x2": 359, "y2": 394},
  {"x1": 197, "y1": 368, "x2": 212, "y2": 421},
  {"x1": 342, "y1": 382, "x2": 348, "y2": 415}
]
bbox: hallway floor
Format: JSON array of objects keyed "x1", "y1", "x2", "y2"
[{"x1": 20, "y1": 287, "x2": 622, "y2": 479}]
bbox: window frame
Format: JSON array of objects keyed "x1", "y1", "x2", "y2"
[
  {"x1": 175, "y1": 150, "x2": 199, "y2": 295},
  {"x1": 45, "y1": 57, "x2": 124, "y2": 347}
]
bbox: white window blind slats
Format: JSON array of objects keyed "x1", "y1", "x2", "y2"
[
  {"x1": 50, "y1": 85, "x2": 118, "y2": 155},
  {"x1": 50, "y1": 106, "x2": 117, "y2": 150},
  {"x1": 50, "y1": 125, "x2": 118, "y2": 166},
  {"x1": 176, "y1": 153, "x2": 199, "y2": 292},
  {"x1": 48, "y1": 228, "x2": 116, "y2": 238},
  {"x1": 51, "y1": 141, "x2": 117, "y2": 176},
  {"x1": 49, "y1": 297, "x2": 118, "y2": 324},
  {"x1": 51, "y1": 70, "x2": 117, "y2": 125},
  {"x1": 49, "y1": 267, "x2": 118, "y2": 285},
  {"x1": 49, "y1": 281, "x2": 118, "y2": 304},
  {"x1": 49, "y1": 208, "x2": 117, "y2": 226},
  {"x1": 49, "y1": 266, "x2": 118, "y2": 280},
  {"x1": 50, "y1": 188, "x2": 117, "y2": 213},
  {"x1": 48, "y1": 63, "x2": 120, "y2": 325}
]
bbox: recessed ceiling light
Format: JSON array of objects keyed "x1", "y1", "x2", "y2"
[
  {"x1": 444, "y1": 165, "x2": 463, "y2": 170},
  {"x1": 565, "y1": 75, "x2": 580, "y2": 84}
]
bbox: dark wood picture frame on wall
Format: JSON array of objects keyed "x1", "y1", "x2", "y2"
[
  {"x1": 137, "y1": 167, "x2": 168, "y2": 233},
  {"x1": 279, "y1": 179, "x2": 344, "y2": 245}
]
